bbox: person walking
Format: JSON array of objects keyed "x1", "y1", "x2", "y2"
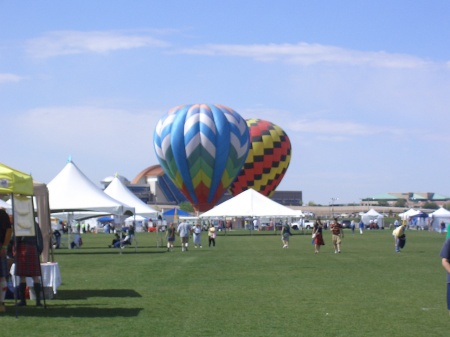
[
  {"x1": 177, "y1": 220, "x2": 192, "y2": 252},
  {"x1": 0, "y1": 208, "x2": 12, "y2": 312},
  {"x1": 312, "y1": 218, "x2": 325, "y2": 254},
  {"x1": 330, "y1": 218, "x2": 344, "y2": 254},
  {"x1": 208, "y1": 224, "x2": 216, "y2": 247},
  {"x1": 193, "y1": 223, "x2": 202, "y2": 248},
  {"x1": 166, "y1": 223, "x2": 176, "y2": 251},
  {"x1": 440, "y1": 238, "x2": 450, "y2": 316},
  {"x1": 281, "y1": 222, "x2": 292, "y2": 248}
]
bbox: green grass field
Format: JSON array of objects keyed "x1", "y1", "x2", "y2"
[{"x1": 3, "y1": 229, "x2": 449, "y2": 337}]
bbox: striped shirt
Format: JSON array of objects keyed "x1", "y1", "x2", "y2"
[{"x1": 331, "y1": 223, "x2": 342, "y2": 235}]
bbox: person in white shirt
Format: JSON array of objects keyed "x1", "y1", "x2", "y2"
[
  {"x1": 177, "y1": 221, "x2": 192, "y2": 252},
  {"x1": 193, "y1": 223, "x2": 202, "y2": 248}
]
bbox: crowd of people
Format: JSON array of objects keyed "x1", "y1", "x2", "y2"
[
  {"x1": 3, "y1": 203, "x2": 450, "y2": 317},
  {"x1": 163, "y1": 221, "x2": 219, "y2": 252}
]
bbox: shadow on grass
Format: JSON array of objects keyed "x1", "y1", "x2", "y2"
[
  {"x1": 57, "y1": 289, "x2": 142, "y2": 299},
  {"x1": 54, "y1": 249, "x2": 167, "y2": 255},
  {"x1": 217, "y1": 231, "x2": 310, "y2": 237},
  {"x1": 8, "y1": 306, "x2": 143, "y2": 318}
]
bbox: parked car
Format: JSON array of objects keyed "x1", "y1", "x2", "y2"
[
  {"x1": 302, "y1": 220, "x2": 315, "y2": 229},
  {"x1": 340, "y1": 220, "x2": 351, "y2": 228},
  {"x1": 291, "y1": 219, "x2": 315, "y2": 230}
]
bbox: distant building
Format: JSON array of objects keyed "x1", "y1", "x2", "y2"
[
  {"x1": 362, "y1": 192, "x2": 450, "y2": 207},
  {"x1": 131, "y1": 165, "x2": 187, "y2": 205},
  {"x1": 103, "y1": 164, "x2": 303, "y2": 208}
]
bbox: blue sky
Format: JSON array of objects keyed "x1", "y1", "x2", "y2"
[{"x1": 1, "y1": 1, "x2": 450, "y2": 205}]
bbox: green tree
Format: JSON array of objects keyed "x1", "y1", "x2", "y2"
[
  {"x1": 394, "y1": 199, "x2": 407, "y2": 207},
  {"x1": 179, "y1": 202, "x2": 194, "y2": 213},
  {"x1": 422, "y1": 202, "x2": 439, "y2": 210}
]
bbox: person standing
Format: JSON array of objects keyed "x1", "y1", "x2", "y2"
[
  {"x1": 166, "y1": 223, "x2": 176, "y2": 252},
  {"x1": 312, "y1": 218, "x2": 325, "y2": 254},
  {"x1": 0, "y1": 208, "x2": 12, "y2": 312},
  {"x1": 208, "y1": 224, "x2": 216, "y2": 247},
  {"x1": 253, "y1": 217, "x2": 258, "y2": 231},
  {"x1": 359, "y1": 220, "x2": 364, "y2": 235},
  {"x1": 54, "y1": 220, "x2": 63, "y2": 248},
  {"x1": 441, "y1": 221, "x2": 446, "y2": 235},
  {"x1": 350, "y1": 220, "x2": 355, "y2": 235},
  {"x1": 440, "y1": 237, "x2": 450, "y2": 316},
  {"x1": 330, "y1": 218, "x2": 344, "y2": 254},
  {"x1": 193, "y1": 223, "x2": 202, "y2": 248},
  {"x1": 281, "y1": 222, "x2": 292, "y2": 248},
  {"x1": 14, "y1": 231, "x2": 44, "y2": 307},
  {"x1": 177, "y1": 221, "x2": 192, "y2": 252}
]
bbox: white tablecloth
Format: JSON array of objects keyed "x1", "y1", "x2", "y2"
[{"x1": 10, "y1": 262, "x2": 62, "y2": 294}]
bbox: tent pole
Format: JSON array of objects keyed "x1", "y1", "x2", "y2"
[
  {"x1": 31, "y1": 196, "x2": 46, "y2": 309},
  {"x1": 11, "y1": 193, "x2": 19, "y2": 319}
]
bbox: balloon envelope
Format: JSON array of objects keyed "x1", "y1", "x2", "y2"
[
  {"x1": 153, "y1": 104, "x2": 250, "y2": 212},
  {"x1": 229, "y1": 118, "x2": 292, "y2": 198}
]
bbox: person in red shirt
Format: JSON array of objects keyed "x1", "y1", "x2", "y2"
[
  {"x1": 0, "y1": 208, "x2": 12, "y2": 312},
  {"x1": 330, "y1": 218, "x2": 344, "y2": 254}
]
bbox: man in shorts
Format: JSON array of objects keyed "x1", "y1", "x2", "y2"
[
  {"x1": 330, "y1": 218, "x2": 344, "y2": 254},
  {"x1": 177, "y1": 221, "x2": 192, "y2": 252},
  {"x1": 0, "y1": 208, "x2": 12, "y2": 312}
]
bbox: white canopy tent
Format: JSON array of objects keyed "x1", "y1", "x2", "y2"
[
  {"x1": 104, "y1": 176, "x2": 158, "y2": 218},
  {"x1": 47, "y1": 160, "x2": 133, "y2": 215},
  {"x1": 430, "y1": 207, "x2": 450, "y2": 232},
  {"x1": 47, "y1": 160, "x2": 134, "y2": 246},
  {"x1": 361, "y1": 208, "x2": 384, "y2": 227},
  {"x1": 293, "y1": 210, "x2": 304, "y2": 217},
  {"x1": 199, "y1": 189, "x2": 298, "y2": 218},
  {"x1": 124, "y1": 215, "x2": 149, "y2": 232},
  {"x1": 51, "y1": 211, "x2": 110, "y2": 222},
  {"x1": 398, "y1": 208, "x2": 420, "y2": 220}
]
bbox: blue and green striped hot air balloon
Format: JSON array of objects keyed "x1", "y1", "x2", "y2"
[{"x1": 153, "y1": 104, "x2": 250, "y2": 212}]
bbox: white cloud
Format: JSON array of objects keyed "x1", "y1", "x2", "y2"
[
  {"x1": 239, "y1": 107, "x2": 405, "y2": 139},
  {"x1": 16, "y1": 106, "x2": 161, "y2": 152},
  {"x1": 180, "y1": 42, "x2": 431, "y2": 69},
  {"x1": 0, "y1": 73, "x2": 24, "y2": 83},
  {"x1": 5, "y1": 105, "x2": 169, "y2": 184},
  {"x1": 289, "y1": 119, "x2": 404, "y2": 137},
  {"x1": 26, "y1": 30, "x2": 170, "y2": 58}
]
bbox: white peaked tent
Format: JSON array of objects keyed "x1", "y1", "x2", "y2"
[
  {"x1": 361, "y1": 208, "x2": 384, "y2": 226},
  {"x1": 430, "y1": 207, "x2": 450, "y2": 232},
  {"x1": 104, "y1": 176, "x2": 158, "y2": 217},
  {"x1": 398, "y1": 208, "x2": 420, "y2": 220},
  {"x1": 47, "y1": 160, "x2": 133, "y2": 215},
  {"x1": 293, "y1": 210, "x2": 304, "y2": 217},
  {"x1": 199, "y1": 189, "x2": 298, "y2": 218}
]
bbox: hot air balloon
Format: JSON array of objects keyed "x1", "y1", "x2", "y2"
[
  {"x1": 153, "y1": 104, "x2": 250, "y2": 212},
  {"x1": 229, "y1": 118, "x2": 292, "y2": 198}
]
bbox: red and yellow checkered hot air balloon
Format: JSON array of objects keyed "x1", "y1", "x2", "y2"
[{"x1": 229, "y1": 119, "x2": 292, "y2": 198}]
